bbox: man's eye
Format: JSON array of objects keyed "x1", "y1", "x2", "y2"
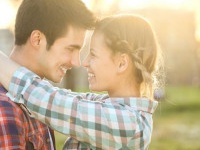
[
  {"x1": 65, "y1": 47, "x2": 74, "y2": 52},
  {"x1": 68, "y1": 48, "x2": 74, "y2": 51}
]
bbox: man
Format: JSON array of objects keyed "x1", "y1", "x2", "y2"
[{"x1": 0, "y1": 0, "x2": 95, "y2": 149}]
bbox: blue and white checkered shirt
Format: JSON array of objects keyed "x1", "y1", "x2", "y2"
[{"x1": 7, "y1": 67, "x2": 158, "y2": 150}]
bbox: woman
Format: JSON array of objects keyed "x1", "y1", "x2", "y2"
[{"x1": 0, "y1": 14, "x2": 163, "y2": 149}]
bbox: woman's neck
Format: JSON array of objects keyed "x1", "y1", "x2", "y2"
[{"x1": 108, "y1": 81, "x2": 140, "y2": 98}]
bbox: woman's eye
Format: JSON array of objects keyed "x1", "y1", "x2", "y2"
[{"x1": 90, "y1": 52, "x2": 95, "y2": 57}]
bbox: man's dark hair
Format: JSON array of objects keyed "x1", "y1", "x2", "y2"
[{"x1": 15, "y1": 0, "x2": 96, "y2": 47}]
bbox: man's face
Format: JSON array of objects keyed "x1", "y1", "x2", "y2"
[{"x1": 37, "y1": 26, "x2": 86, "y2": 83}]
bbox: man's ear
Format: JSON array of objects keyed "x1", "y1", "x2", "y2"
[
  {"x1": 117, "y1": 53, "x2": 129, "y2": 73},
  {"x1": 30, "y1": 30, "x2": 42, "y2": 47}
]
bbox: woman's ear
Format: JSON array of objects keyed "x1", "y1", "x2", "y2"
[
  {"x1": 117, "y1": 53, "x2": 129, "y2": 73},
  {"x1": 29, "y1": 30, "x2": 42, "y2": 48}
]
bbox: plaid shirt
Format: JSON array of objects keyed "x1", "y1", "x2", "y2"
[
  {"x1": 7, "y1": 67, "x2": 158, "y2": 150},
  {"x1": 0, "y1": 85, "x2": 55, "y2": 150}
]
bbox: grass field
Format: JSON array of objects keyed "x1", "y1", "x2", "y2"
[
  {"x1": 150, "y1": 86, "x2": 200, "y2": 150},
  {"x1": 55, "y1": 86, "x2": 200, "y2": 150}
]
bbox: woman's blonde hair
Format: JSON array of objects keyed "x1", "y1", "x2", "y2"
[{"x1": 95, "y1": 14, "x2": 164, "y2": 99}]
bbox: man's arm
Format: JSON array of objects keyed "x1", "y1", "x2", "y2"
[{"x1": 0, "y1": 51, "x2": 20, "y2": 89}]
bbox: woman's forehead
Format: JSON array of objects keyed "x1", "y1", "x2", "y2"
[{"x1": 91, "y1": 32, "x2": 106, "y2": 46}]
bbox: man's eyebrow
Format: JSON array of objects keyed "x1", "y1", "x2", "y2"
[{"x1": 68, "y1": 45, "x2": 82, "y2": 50}]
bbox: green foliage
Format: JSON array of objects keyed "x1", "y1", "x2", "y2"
[
  {"x1": 55, "y1": 132, "x2": 67, "y2": 150},
  {"x1": 150, "y1": 86, "x2": 200, "y2": 150}
]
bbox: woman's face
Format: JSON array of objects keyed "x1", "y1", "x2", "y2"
[{"x1": 82, "y1": 32, "x2": 119, "y2": 92}]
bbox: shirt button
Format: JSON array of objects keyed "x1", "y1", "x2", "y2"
[{"x1": 46, "y1": 138, "x2": 50, "y2": 143}]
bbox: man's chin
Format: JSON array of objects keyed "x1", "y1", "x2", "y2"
[
  {"x1": 54, "y1": 78, "x2": 63, "y2": 83},
  {"x1": 46, "y1": 76, "x2": 63, "y2": 84}
]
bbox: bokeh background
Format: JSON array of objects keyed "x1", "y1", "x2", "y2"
[{"x1": 0, "y1": 0, "x2": 200, "y2": 149}]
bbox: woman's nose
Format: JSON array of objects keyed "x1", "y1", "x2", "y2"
[{"x1": 81, "y1": 55, "x2": 89, "y2": 68}]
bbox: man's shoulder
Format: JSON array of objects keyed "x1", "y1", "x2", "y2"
[
  {"x1": 0, "y1": 86, "x2": 22, "y2": 112},
  {"x1": 0, "y1": 87, "x2": 43, "y2": 125},
  {"x1": 0, "y1": 87, "x2": 50, "y2": 137},
  {"x1": 0, "y1": 85, "x2": 7, "y2": 94}
]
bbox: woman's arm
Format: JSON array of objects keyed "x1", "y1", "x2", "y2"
[
  {"x1": 0, "y1": 51, "x2": 20, "y2": 89},
  {"x1": 0, "y1": 51, "x2": 114, "y2": 149},
  {"x1": 3, "y1": 66, "x2": 136, "y2": 150},
  {"x1": 0, "y1": 51, "x2": 157, "y2": 149}
]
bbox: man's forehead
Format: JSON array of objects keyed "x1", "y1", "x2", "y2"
[{"x1": 65, "y1": 25, "x2": 86, "y2": 35}]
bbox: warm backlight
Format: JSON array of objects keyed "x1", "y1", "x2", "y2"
[{"x1": 0, "y1": 0, "x2": 15, "y2": 29}]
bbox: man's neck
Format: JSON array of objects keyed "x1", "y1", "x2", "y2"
[{"x1": 9, "y1": 45, "x2": 42, "y2": 77}]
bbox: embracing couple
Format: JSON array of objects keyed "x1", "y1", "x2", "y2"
[{"x1": 0, "y1": 0, "x2": 163, "y2": 149}]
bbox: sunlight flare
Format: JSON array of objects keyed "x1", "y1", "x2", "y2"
[{"x1": 0, "y1": 0, "x2": 15, "y2": 29}]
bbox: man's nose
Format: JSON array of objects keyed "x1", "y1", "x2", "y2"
[
  {"x1": 71, "y1": 51, "x2": 81, "y2": 67},
  {"x1": 71, "y1": 58, "x2": 80, "y2": 67}
]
